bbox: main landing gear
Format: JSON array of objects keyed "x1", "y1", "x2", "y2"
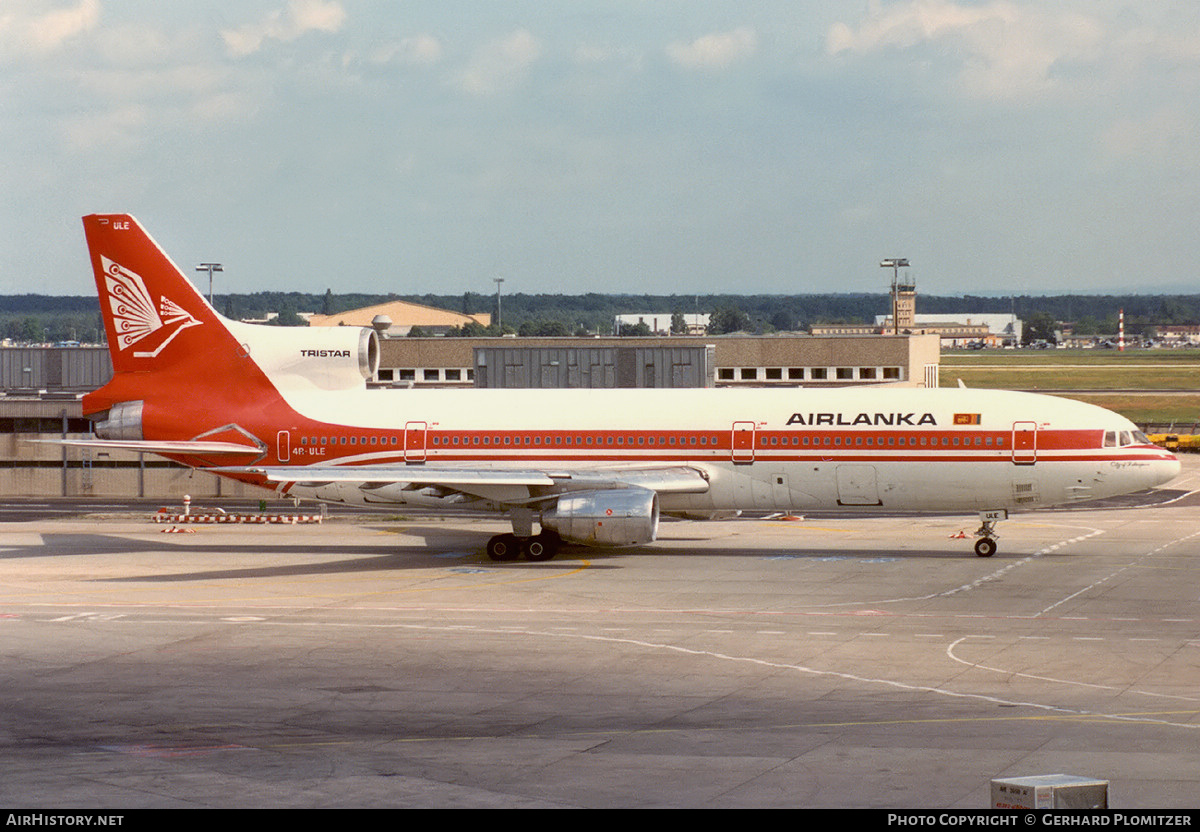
[
  {"x1": 486, "y1": 530, "x2": 561, "y2": 563},
  {"x1": 486, "y1": 508, "x2": 561, "y2": 563},
  {"x1": 972, "y1": 509, "x2": 1007, "y2": 558}
]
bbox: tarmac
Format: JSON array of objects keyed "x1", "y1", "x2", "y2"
[{"x1": 2, "y1": 458, "x2": 1199, "y2": 808}]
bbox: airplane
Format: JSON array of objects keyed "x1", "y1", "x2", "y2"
[{"x1": 65, "y1": 214, "x2": 1180, "y2": 561}]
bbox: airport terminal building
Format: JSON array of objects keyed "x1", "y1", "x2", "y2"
[{"x1": 374, "y1": 333, "x2": 939, "y2": 390}]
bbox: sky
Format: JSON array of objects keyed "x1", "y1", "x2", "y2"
[{"x1": 4, "y1": 0, "x2": 1200, "y2": 299}]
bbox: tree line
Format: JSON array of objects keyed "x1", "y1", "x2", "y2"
[{"x1": 5, "y1": 291, "x2": 1200, "y2": 343}]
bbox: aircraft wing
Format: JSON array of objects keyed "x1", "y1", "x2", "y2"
[{"x1": 222, "y1": 463, "x2": 710, "y2": 499}]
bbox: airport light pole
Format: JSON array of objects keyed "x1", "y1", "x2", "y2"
[
  {"x1": 197, "y1": 263, "x2": 223, "y2": 305},
  {"x1": 493, "y1": 277, "x2": 505, "y2": 332},
  {"x1": 880, "y1": 258, "x2": 909, "y2": 335}
]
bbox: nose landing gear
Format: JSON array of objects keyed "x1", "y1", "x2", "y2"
[
  {"x1": 972, "y1": 509, "x2": 1007, "y2": 557},
  {"x1": 973, "y1": 536, "x2": 997, "y2": 558}
]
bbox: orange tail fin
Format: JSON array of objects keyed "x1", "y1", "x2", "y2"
[{"x1": 82, "y1": 214, "x2": 279, "y2": 426}]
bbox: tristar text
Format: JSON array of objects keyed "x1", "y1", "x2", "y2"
[
  {"x1": 300, "y1": 349, "x2": 351, "y2": 357},
  {"x1": 786, "y1": 412, "x2": 938, "y2": 426}
]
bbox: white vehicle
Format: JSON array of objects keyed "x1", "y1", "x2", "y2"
[{"x1": 74, "y1": 214, "x2": 1180, "y2": 561}]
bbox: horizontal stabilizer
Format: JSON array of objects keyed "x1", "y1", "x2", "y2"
[{"x1": 34, "y1": 438, "x2": 264, "y2": 455}]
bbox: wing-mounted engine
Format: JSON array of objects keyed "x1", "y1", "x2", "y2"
[
  {"x1": 540, "y1": 487, "x2": 659, "y2": 547},
  {"x1": 224, "y1": 318, "x2": 379, "y2": 392}
]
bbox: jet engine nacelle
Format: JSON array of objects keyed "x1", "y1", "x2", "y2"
[
  {"x1": 224, "y1": 318, "x2": 379, "y2": 392},
  {"x1": 541, "y1": 487, "x2": 659, "y2": 547}
]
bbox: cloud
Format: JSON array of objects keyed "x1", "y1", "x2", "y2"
[
  {"x1": 1101, "y1": 107, "x2": 1200, "y2": 168},
  {"x1": 457, "y1": 29, "x2": 541, "y2": 95},
  {"x1": 222, "y1": 0, "x2": 346, "y2": 58},
  {"x1": 0, "y1": 0, "x2": 100, "y2": 57},
  {"x1": 827, "y1": 0, "x2": 1103, "y2": 99},
  {"x1": 60, "y1": 103, "x2": 146, "y2": 152},
  {"x1": 369, "y1": 34, "x2": 443, "y2": 67},
  {"x1": 666, "y1": 26, "x2": 757, "y2": 70}
]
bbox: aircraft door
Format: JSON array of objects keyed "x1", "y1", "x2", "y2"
[
  {"x1": 731, "y1": 421, "x2": 755, "y2": 464},
  {"x1": 836, "y1": 465, "x2": 881, "y2": 506},
  {"x1": 276, "y1": 430, "x2": 290, "y2": 462},
  {"x1": 1012, "y1": 421, "x2": 1037, "y2": 465},
  {"x1": 770, "y1": 473, "x2": 792, "y2": 509},
  {"x1": 404, "y1": 421, "x2": 427, "y2": 463}
]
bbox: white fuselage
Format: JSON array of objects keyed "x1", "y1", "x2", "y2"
[{"x1": 267, "y1": 385, "x2": 1180, "y2": 514}]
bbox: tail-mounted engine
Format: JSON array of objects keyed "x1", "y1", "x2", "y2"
[
  {"x1": 541, "y1": 487, "x2": 659, "y2": 547},
  {"x1": 224, "y1": 318, "x2": 379, "y2": 392},
  {"x1": 94, "y1": 399, "x2": 144, "y2": 439}
]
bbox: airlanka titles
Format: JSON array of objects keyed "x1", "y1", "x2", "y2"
[{"x1": 786, "y1": 412, "x2": 938, "y2": 426}]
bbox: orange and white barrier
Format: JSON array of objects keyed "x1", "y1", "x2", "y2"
[{"x1": 152, "y1": 513, "x2": 323, "y2": 524}]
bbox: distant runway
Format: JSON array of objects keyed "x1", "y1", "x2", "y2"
[{"x1": 2, "y1": 459, "x2": 1199, "y2": 808}]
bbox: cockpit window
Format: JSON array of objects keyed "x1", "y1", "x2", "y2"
[
  {"x1": 1105, "y1": 430, "x2": 1151, "y2": 447},
  {"x1": 1106, "y1": 430, "x2": 1150, "y2": 448}
]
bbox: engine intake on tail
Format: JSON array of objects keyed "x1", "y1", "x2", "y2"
[
  {"x1": 223, "y1": 319, "x2": 379, "y2": 391},
  {"x1": 541, "y1": 487, "x2": 659, "y2": 547}
]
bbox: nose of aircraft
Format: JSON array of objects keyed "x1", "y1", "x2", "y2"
[{"x1": 1156, "y1": 451, "x2": 1182, "y2": 487}]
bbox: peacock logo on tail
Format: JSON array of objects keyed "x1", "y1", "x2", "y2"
[{"x1": 102, "y1": 255, "x2": 201, "y2": 358}]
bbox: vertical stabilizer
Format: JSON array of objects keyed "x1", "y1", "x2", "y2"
[
  {"x1": 82, "y1": 214, "x2": 280, "y2": 427},
  {"x1": 85, "y1": 215, "x2": 224, "y2": 374}
]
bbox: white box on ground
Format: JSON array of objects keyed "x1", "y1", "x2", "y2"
[{"x1": 991, "y1": 774, "x2": 1108, "y2": 809}]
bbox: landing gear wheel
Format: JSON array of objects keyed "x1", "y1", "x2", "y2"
[
  {"x1": 974, "y1": 537, "x2": 997, "y2": 558},
  {"x1": 971, "y1": 510, "x2": 1005, "y2": 558},
  {"x1": 486, "y1": 533, "x2": 520, "y2": 562},
  {"x1": 522, "y1": 531, "x2": 560, "y2": 562}
]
